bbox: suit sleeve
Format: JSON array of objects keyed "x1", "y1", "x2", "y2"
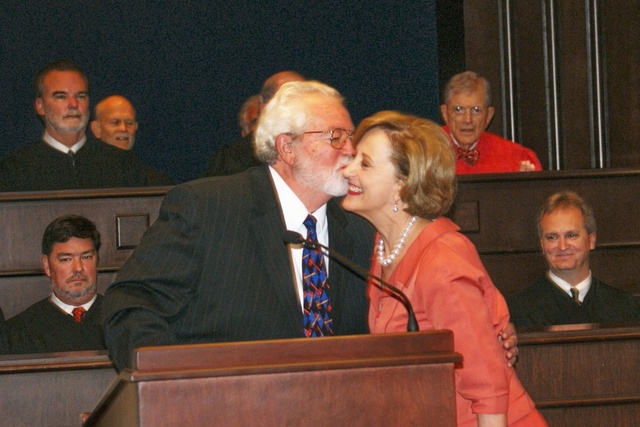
[{"x1": 102, "y1": 184, "x2": 207, "y2": 370}]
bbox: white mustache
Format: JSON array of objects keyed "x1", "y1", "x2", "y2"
[{"x1": 336, "y1": 156, "x2": 353, "y2": 169}]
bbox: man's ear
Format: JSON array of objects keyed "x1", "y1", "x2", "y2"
[
  {"x1": 589, "y1": 231, "x2": 597, "y2": 250},
  {"x1": 42, "y1": 255, "x2": 51, "y2": 278},
  {"x1": 90, "y1": 121, "x2": 101, "y2": 139},
  {"x1": 439, "y1": 104, "x2": 449, "y2": 125},
  {"x1": 275, "y1": 133, "x2": 295, "y2": 165},
  {"x1": 35, "y1": 98, "x2": 45, "y2": 116}
]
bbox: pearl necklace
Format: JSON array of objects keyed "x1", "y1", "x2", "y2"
[{"x1": 377, "y1": 216, "x2": 418, "y2": 267}]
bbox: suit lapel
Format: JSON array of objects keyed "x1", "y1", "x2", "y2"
[
  {"x1": 248, "y1": 166, "x2": 303, "y2": 335},
  {"x1": 325, "y1": 199, "x2": 356, "y2": 330}
]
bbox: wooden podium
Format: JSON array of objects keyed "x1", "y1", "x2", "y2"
[{"x1": 84, "y1": 331, "x2": 461, "y2": 426}]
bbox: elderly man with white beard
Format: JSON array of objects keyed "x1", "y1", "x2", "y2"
[{"x1": 103, "y1": 80, "x2": 520, "y2": 372}]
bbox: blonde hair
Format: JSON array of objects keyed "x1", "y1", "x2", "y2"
[
  {"x1": 537, "y1": 191, "x2": 597, "y2": 237},
  {"x1": 353, "y1": 111, "x2": 456, "y2": 218}
]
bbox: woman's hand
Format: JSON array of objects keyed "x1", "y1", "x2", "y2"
[{"x1": 498, "y1": 322, "x2": 518, "y2": 367}]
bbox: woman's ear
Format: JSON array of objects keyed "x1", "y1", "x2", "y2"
[{"x1": 394, "y1": 178, "x2": 406, "y2": 199}]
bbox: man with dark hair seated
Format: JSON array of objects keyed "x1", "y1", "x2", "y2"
[{"x1": 7, "y1": 215, "x2": 106, "y2": 354}]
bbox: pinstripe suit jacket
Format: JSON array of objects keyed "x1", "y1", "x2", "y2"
[{"x1": 103, "y1": 165, "x2": 375, "y2": 370}]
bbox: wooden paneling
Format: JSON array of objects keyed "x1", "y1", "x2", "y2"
[
  {"x1": 603, "y1": 1, "x2": 640, "y2": 167},
  {"x1": 0, "y1": 188, "x2": 167, "y2": 319},
  {"x1": 0, "y1": 351, "x2": 116, "y2": 427},
  {"x1": 0, "y1": 187, "x2": 167, "y2": 272},
  {"x1": 3, "y1": 171, "x2": 639, "y2": 320},
  {"x1": 517, "y1": 324, "x2": 640, "y2": 426},
  {"x1": 463, "y1": 0, "x2": 640, "y2": 171},
  {"x1": 453, "y1": 170, "x2": 640, "y2": 296}
]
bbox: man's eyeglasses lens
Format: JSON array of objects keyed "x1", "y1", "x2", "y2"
[{"x1": 304, "y1": 128, "x2": 355, "y2": 149}]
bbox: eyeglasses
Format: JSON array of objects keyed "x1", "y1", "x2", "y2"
[
  {"x1": 450, "y1": 106, "x2": 486, "y2": 117},
  {"x1": 303, "y1": 128, "x2": 355, "y2": 149}
]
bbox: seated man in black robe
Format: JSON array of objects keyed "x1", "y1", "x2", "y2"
[
  {"x1": 7, "y1": 215, "x2": 106, "y2": 354},
  {"x1": 508, "y1": 191, "x2": 640, "y2": 327},
  {"x1": 90, "y1": 94, "x2": 174, "y2": 185},
  {"x1": 0, "y1": 60, "x2": 162, "y2": 192}
]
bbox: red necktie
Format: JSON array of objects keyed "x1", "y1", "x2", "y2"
[
  {"x1": 72, "y1": 306, "x2": 86, "y2": 323},
  {"x1": 455, "y1": 145, "x2": 479, "y2": 166}
]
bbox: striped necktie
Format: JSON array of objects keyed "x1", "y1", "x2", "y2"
[
  {"x1": 570, "y1": 287, "x2": 581, "y2": 305},
  {"x1": 72, "y1": 306, "x2": 86, "y2": 323},
  {"x1": 301, "y1": 215, "x2": 333, "y2": 337}
]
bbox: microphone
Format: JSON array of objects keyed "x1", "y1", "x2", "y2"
[{"x1": 283, "y1": 230, "x2": 419, "y2": 332}]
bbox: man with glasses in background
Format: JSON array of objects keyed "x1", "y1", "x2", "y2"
[{"x1": 440, "y1": 71, "x2": 543, "y2": 174}]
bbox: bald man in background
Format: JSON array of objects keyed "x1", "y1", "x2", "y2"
[
  {"x1": 91, "y1": 95, "x2": 138, "y2": 150},
  {"x1": 238, "y1": 94, "x2": 261, "y2": 138},
  {"x1": 0, "y1": 61, "x2": 154, "y2": 192},
  {"x1": 91, "y1": 95, "x2": 174, "y2": 186},
  {"x1": 205, "y1": 71, "x2": 305, "y2": 177}
]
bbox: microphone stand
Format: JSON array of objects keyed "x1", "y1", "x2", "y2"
[{"x1": 283, "y1": 231, "x2": 419, "y2": 332}]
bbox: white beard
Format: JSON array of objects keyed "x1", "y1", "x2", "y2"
[
  {"x1": 293, "y1": 152, "x2": 351, "y2": 197},
  {"x1": 46, "y1": 110, "x2": 89, "y2": 134}
]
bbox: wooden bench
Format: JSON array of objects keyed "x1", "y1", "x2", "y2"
[
  {"x1": 1, "y1": 172, "x2": 639, "y2": 426},
  {"x1": 0, "y1": 351, "x2": 116, "y2": 427},
  {"x1": 516, "y1": 323, "x2": 640, "y2": 426},
  {"x1": 0, "y1": 187, "x2": 168, "y2": 318}
]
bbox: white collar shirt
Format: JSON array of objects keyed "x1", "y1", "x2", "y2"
[
  {"x1": 50, "y1": 292, "x2": 97, "y2": 316},
  {"x1": 269, "y1": 166, "x2": 329, "y2": 309},
  {"x1": 548, "y1": 270, "x2": 592, "y2": 303},
  {"x1": 42, "y1": 131, "x2": 86, "y2": 154}
]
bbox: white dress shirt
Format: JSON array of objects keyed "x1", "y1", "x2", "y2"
[{"x1": 269, "y1": 166, "x2": 329, "y2": 309}]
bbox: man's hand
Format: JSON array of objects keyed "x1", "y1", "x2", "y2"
[
  {"x1": 519, "y1": 160, "x2": 536, "y2": 171},
  {"x1": 498, "y1": 322, "x2": 519, "y2": 367}
]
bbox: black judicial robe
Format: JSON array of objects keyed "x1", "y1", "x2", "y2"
[
  {"x1": 204, "y1": 133, "x2": 261, "y2": 177},
  {"x1": 0, "y1": 138, "x2": 151, "y2": 192},
  {"x1": 507, "y1": 275, "x2": 640, "y2": 328},
  {"x1": 7, "y1": 296, "x2": 106, "y2": 355}
]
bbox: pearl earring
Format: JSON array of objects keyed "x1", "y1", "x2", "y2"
[{"x1": 393, "y1": 202, "x2": 398, "y2": 213}]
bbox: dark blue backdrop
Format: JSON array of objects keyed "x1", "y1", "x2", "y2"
[{"x1": 0, "y1": 1, "x2": 440, "y2": 183}]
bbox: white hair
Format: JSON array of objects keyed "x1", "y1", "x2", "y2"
[{"x1": 254, "y1": 80, "x2": 343, "y2": 164}]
